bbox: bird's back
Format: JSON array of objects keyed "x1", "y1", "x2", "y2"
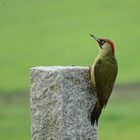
[{"x1": 91, "y1": 55, "x2": 118, "y2": 107}]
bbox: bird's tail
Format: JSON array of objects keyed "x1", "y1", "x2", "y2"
[{"x1": 91, "y1": 102, "x2": 102, "y2": 125}]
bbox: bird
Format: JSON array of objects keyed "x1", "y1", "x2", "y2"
[{"x1": 90, "y1": 34, "x2": 118, "y2": 125}]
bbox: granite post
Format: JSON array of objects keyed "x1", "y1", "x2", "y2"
[{"x1": 30, "y1": 66, "x2": 97, "y2": 140}]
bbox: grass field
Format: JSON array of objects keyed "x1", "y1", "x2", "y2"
[
  {"x1": 99, "y1": 86, "x2": 140, "y2": 140},
  {"x1": 0, "y1": 0, "x2": 140, "y2": 92},
  {"x1": 99, "y1": 100, "x2": 140, "y2": 140},
  {"x1": 0, "y1": 94, "x2": 31, "y2": 140}
]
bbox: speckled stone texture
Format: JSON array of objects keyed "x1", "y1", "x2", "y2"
[{"x1": 30, "y1": 66, "x2": 97, "y2": 140}]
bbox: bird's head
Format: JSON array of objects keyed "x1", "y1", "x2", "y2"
[{"x1": 90, "y1": 34, "x2": 115, "y2": 55}]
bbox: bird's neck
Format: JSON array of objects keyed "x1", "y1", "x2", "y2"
[
  {"x1": 100, "y1": 49, "x2": 114, "y2": 57},
  {"x1": 99, "y1": 50, "x2": 116, "y2": 63}
]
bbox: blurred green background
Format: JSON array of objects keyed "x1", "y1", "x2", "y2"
[{"x1": 0, "y1": 0, "x2": 140, "y2": 139}]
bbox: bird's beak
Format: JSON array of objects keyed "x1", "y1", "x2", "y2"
[{"x1": 90, "y1": 34, "x2": 102, "y2": 49}]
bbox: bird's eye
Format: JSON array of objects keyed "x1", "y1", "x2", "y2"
[{"x1": 100, "y1": 40, "x2": 105, "y2": 46}]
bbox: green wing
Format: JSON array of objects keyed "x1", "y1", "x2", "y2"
[{"x1": 93, "y1": 57, "x2": 118, "y2": 108}]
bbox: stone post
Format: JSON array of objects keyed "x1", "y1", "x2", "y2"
[{"x1": 30, "y1": 66, "x2": 97, "y2": 140}]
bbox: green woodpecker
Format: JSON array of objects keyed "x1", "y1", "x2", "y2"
[{"x1": 90, "y1": 34, "x2": 118, "y2": 125}]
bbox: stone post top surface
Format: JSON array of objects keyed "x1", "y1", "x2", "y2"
[{"x1": 31, "y1": 66, "x2": 89, "y2": 72}]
